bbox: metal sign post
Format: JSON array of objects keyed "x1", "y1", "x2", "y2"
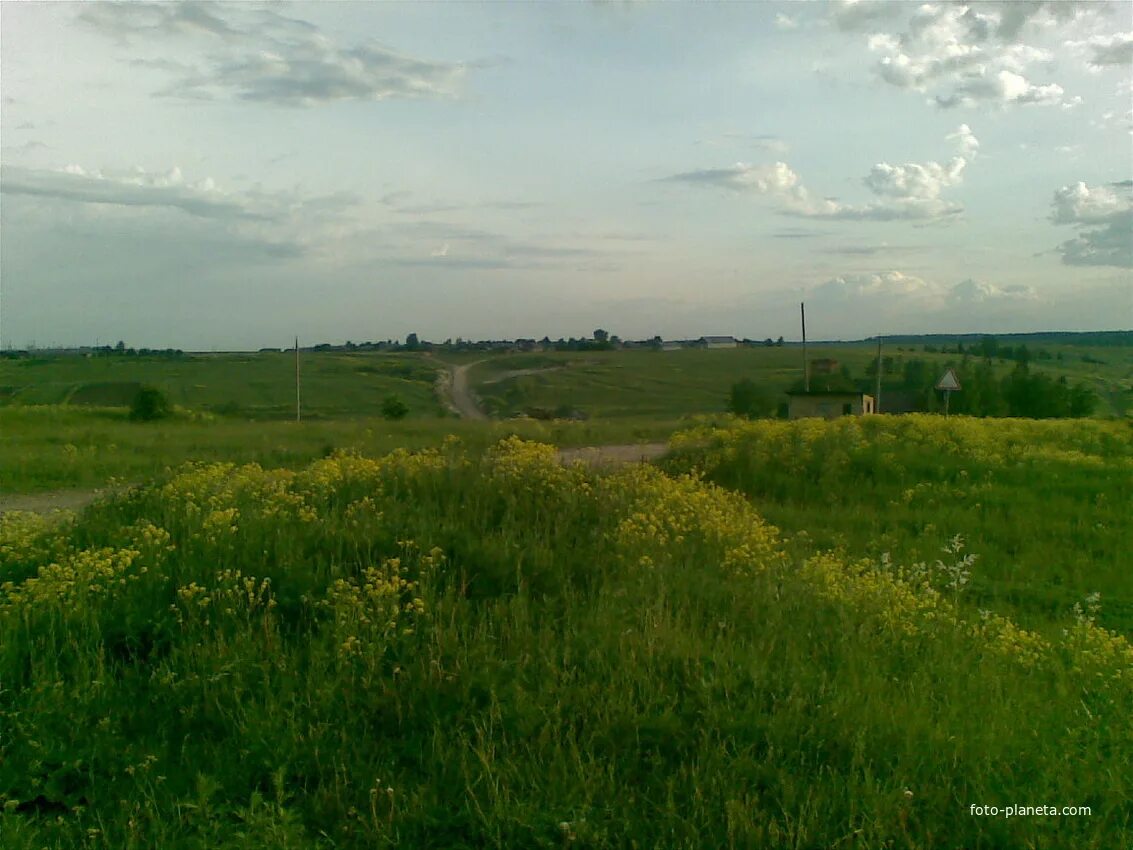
[{"x1": 936, "y1": 368, "x2": 961, "y2": 417}]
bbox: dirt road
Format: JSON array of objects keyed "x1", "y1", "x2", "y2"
[
  {"x1": 0, "y1": 442, "x2": 670, "y2": 517},
  {"x1": 448, "y1": 361, "x2": 489, "y2": 421},
  {"x1": 0, "y1": 488, "x2": 112, "y2": 518},
  {"x1": 557, "y1": 443, "x2": 668, "y2": 467}
]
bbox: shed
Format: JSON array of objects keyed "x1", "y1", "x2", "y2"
[
  {"x1": 699, "y1": 336, "x2": 738, "y2": 349},
  {"x1": 787, "y1": 390, "x2": 875, "y2": 420}
]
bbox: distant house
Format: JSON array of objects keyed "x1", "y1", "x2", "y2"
[
  {"x1": 810, "y1": 358, "x2": 840, "y2": 375},
  {"x1": 699, "y1": 336, "x2": 737, "y2": 349},
  {"x1": 787, "y1": 390, "x2": 875, "y2": 420},
  {"x1": 661, "y1": 341, "x2": 685, "y2": 351}
]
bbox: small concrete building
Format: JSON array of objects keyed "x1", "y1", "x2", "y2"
[
  {"x1": 699, "y1": 335, "x2": 738, "y2": 349},
  {"x1": 787, "y1": 390, "x2": 875, "y2": 420}
]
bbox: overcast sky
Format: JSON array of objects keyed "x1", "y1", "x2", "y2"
[{"x1": 1, "y1": 1, "x2": 1131, "y2": 349}]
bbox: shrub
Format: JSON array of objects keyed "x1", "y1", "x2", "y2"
[
  {"x1": 728, "y1": 379, "x2": 776, "y2": 419},
  {"x1": 129, "y1": 386, "x2": 171, "y2": 421},
  {"x1": 381, "y1": 394, "x2": 409, "y2": 420}
]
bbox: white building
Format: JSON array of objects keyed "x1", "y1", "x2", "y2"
[{"x1": 699, "y1": 336, "x2": 737, "y2": 349}]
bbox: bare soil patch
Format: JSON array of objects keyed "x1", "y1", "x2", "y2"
[
  {"x1": 556, "y1": 443, "x2": 668, "y2": 467},
  {"x1": 0, "y1": 489, "x2": 106, "y2": 517}
]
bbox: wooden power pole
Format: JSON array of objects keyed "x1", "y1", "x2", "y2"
[
  {"x1": 875, "y1": 335, "x2": 883, "y2": 413},
  {"x1": 295, "y1": 336, "x2": 301, "y2": 422},
  {"x1": 801, "y1": 302, "x2": 809, "y2": 392}
]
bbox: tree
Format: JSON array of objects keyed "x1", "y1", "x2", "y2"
[
  {"x1": 1069, "y1": 383, "x2": 1096, "y2": 417},
  {"x1": 728, "y1": 379, "x2": 776, "y2": 419},
  {"x1": 593, "y1": 329, "x2": 609, "y2": 343},
  {"x1": 405, "y1": 333, "x2": 420, "y2": 351},
  {"x1": 129, "y1": 386, "x2": 171, "y2": 421},
  {"x1": 775, "y1": 336, "x2": 784, "y2": 347},
  {"x1": 381, "y1": 395, "x2": 409, "y2": 420}
]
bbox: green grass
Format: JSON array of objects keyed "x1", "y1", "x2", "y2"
[
  {"x1": 0, "y1": 406, "x2": 681, "y2": 494},
  {"x1": 1, "y1": 432, "x2": 1130, "y2": 848},
  {"x1": 0, "y1": 352, "x2": 445, "y2": 419},
  {"x1": 664, "y1": 414, "x2": 1133, "y2": 636},
  {"x1": 466, "y1": 345, "x2": 1133, "y2": 419}
]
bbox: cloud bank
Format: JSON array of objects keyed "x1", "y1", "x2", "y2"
[
  {"x1": 1049, "y1": 181, "x2": 1133, "y2": 267},
  {"x1": 78, "y1": 2, "x2": 468, "y2": 107},
  {"x1": 665, "y1": 125, "x2": 978, "y2": 222},
  {"x1": 832, "y1": 1, "x2": 1114, "y2": 109}
]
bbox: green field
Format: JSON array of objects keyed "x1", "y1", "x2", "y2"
[
  {"x1": 0, "y1": 405, "x2": 680, "y2": 495},
  {"x1": 0, "y1": 352, "x2": 445, "y2": 419},
  {"x1": 466, "y1": 344, "x2": 1133, "y2": 419},
  {"x1": 2, "y1": 421, "x2": 1131, "y2": 848},
  {"x1": 2, "y1": 345, "x2": 1131, "y2": 847}
]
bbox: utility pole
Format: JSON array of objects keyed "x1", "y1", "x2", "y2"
[
  {"x1": 801, "y1": 302, "x2": 809, "y2": 392},
  {"x1": 295, "y1": 336, "x2": 301, "y2": 422},
  {"x1": 875, "y1": 335, "x2": 883, "y2": 413}
]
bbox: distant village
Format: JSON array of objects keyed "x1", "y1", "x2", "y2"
[{"x1": 281, "y1": 332, "x2": 777, "y2": 355}]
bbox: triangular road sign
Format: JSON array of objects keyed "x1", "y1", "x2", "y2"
[{"x1": 936, "y1": 368, "x2": 961, "y2": 391}]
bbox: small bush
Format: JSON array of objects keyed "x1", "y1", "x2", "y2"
[
  {"x1": 381, "y1": 395, "x2": 409, "y2": 420},
  {"x1": 728, "y1": 379, "x2": 775, "y2": 419},
  {"x1": 129, "y1": 386, "x2": 171, "y2": 421}
]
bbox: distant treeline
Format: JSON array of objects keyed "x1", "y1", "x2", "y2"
[
  {"x1": 896, "y1": 360, "x2": 1095, "y2": 419},
  {"x1": 869, "y1": 330, "x2": 1132, "y2": 348},
  {"x1": 1, "y1": 343, "x2": 185, "y2": 360},
  {"x1": 792, "y1": 353, "x2": 1098, "y2": 419}
]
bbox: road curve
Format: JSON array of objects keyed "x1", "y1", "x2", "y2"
[{"x1": 448, "y1": 361, "x2": 490, "y2": 421}]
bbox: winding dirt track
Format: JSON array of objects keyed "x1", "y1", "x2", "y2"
[
  {"x1": 0, "y1": 487, "x2": 122, "y2": 518},
  {"x1": 2, "y1": 366, "x2": 666, "y2": 517},
  {"x1": 0, "y1": 444, "x2": 669, "y2": 518},
  {"x1": 448, "y1": 361, "x2": 489, "y2": 421}
]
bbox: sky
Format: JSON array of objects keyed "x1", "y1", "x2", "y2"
[{"x1": 1, "y1": 0, "x2": 1131, "y2": 349}]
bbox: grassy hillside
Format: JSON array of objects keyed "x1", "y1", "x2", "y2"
[
  {"x1": 2, "y1": 426, "x2": 1130, "y2": 848},
  {"x1": 0, "y1": 353, "x2": 445, "y2": 420},
  {"x1": 664, "y1": 414, "x2": 1133, "y2": 636},
  {"x1": 0, "y1": 406, "x2": 678, "y2": 495},
  {"x1": 468, "y1": 344, "x2": 1133, "y2": 419}
]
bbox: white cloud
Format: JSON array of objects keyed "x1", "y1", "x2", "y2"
[
  {"x1": 1075, "y1": 32, "x2": 1133, "y2": 67},
  {"x1": 1050, "y1": 181, "x2": 1125, "y2": 224},
  {"x1": 78, "y1": 3, "x2": 468, "y2": 107},
  {"x1": 946, "y1": 123, "x2": 981, "y2": 158},
  {"x1": 814, "y1": 271, "x2": 1038, "y2": 307},
  {"x1": 664, "y1": 161, "x2": 800, "y2": 193},
  {"x1": 0, "y1": 164, "x2": 268, "y2": 220},
  {"x1": 166, "y1": 37, "x2": 467, "y2": 106},
  {"x1": 863, "y1": 158, "x2": 967, "y2": 200},
  {"x1": 774, "y1": 13, "x2": 798, "y2": 31},
  {"x1": 828, "y1": 1, "x2": 905, "y2": 32},
  {"x1": 947, "y1": 278, "x2": 1037, "y2": 303},
  {"x1": 665, "y1": 126, "x2": 976, "y2": 223},
  {"x1": 933, "y1": 69, "x2": 1065, "y2": 109},
  {"x1": 0, "y1": 163, "x2": 360, "y2": 268},
  {"x1": 842, "y1": 2, "x2": 1106, "y2": 109},
  {"x1": 814, "y1": 271, "x2": 934, "y2": 300},
  {"x1": 1049, "y1": 181, "x2": 1133, "y2": 267},
  {"x1": 77, "y1": 1, "x2": 244, "y2": 42}
]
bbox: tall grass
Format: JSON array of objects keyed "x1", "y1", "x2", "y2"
[
  {"x1": 2, "y1": 432, "x2": 1130, "y2": 848},
  {"x1": 0, "y1": 406, "x2": 679, "y2": 494},
  {"x1": 664, "y1": 414, "x2": 1133, "y2": 635}
]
